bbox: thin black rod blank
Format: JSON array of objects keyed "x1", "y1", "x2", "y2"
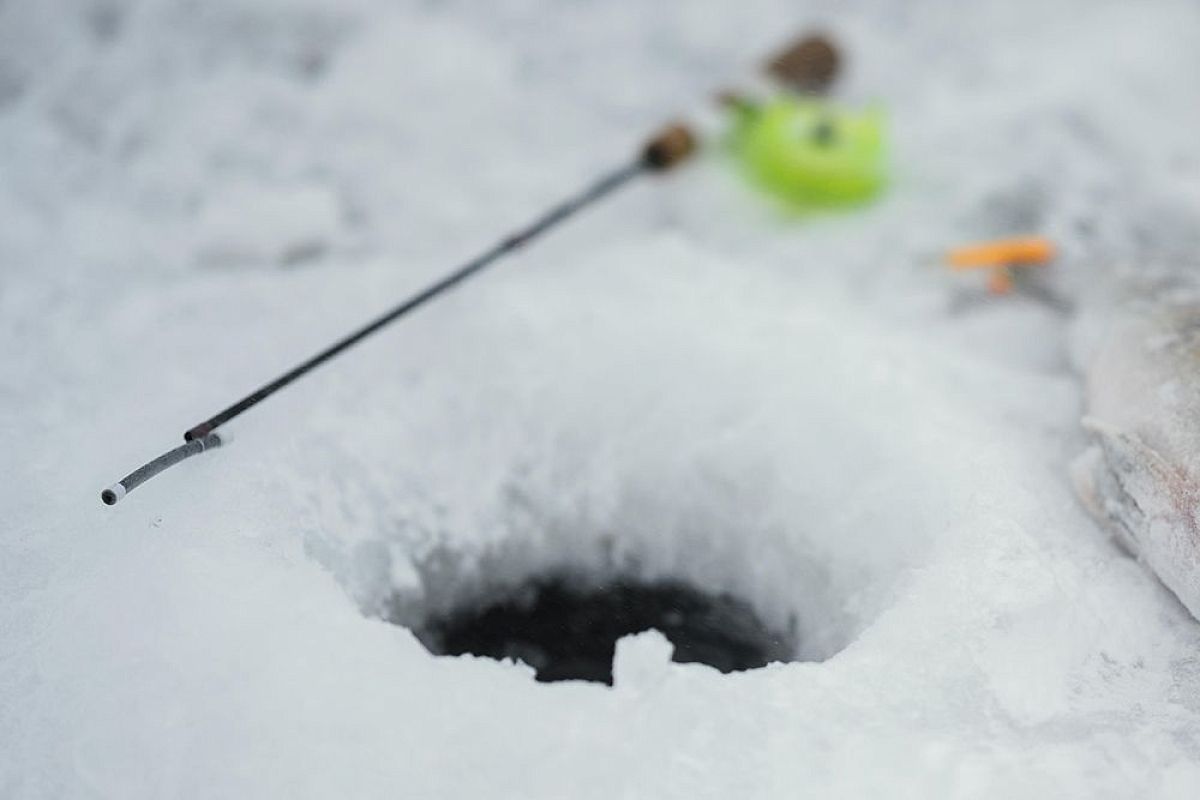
[
  {"x1": 101, "y1": 159, "x2": 650, "y2": 505},
  {"x1": 184, "y1": 159, "x2": 645, "y2": 442}
]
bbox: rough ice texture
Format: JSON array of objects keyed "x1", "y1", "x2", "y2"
[
  {"x1": 3, "y1": 0, "x2": 1200, "y2": 797},
  {"x1": 1072, "y1": 277, "x2": 1200, "y2": 620}
]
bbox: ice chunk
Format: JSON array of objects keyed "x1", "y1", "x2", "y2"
[{"x1": 613, "y1": 629, "x2": 675, "y2": 691}]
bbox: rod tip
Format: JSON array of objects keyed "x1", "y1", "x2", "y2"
[{"x1": 101, "y1": 484, "x2": 126, "y2": 506}]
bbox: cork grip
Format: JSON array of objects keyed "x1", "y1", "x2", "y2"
[{"x1": 641, "y1": 123, "x2": 697, "y2": 171}]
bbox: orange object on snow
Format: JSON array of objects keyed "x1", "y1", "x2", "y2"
[{"x1": 945, "y1": 236, "x2": 1055, "y2": 294}]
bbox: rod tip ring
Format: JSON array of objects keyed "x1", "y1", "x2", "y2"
[{"x1": 101, "y1": 484, "x2": 126, "y2": 506}]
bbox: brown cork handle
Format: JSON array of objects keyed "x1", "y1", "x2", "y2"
[{"x1": 641, "y1": 123, "x2": 697, "y2": 171}]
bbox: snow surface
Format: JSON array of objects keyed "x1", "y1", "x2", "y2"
[{"x1": 3, "y1": 0, "x2": 1200, "y2": 797}]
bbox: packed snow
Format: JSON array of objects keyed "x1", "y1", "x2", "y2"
[{"x1": 3, "y1": 0, "x2": 1200, "y2": 797}]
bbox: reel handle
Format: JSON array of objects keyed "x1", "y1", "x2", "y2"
[{"x1": 765, "y1": 33, "x2": 841, "y2": 94}]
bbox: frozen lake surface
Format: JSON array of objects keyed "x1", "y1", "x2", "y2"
[{"x1": 3, "y1": 0, "x2": 1200, "y2": 796}]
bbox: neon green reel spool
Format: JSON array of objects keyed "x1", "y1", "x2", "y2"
[{"x1": 730, "y1": 97, "x2": 886, "y2": 208}]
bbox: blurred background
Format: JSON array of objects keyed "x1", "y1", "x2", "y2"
[{"x1": 3, "y1": 1, "x2": 1200, "y2": 797}]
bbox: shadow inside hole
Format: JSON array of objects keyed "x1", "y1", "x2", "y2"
[{"x1": 415, "y1": 576, "x2": 793, "y2": 685}]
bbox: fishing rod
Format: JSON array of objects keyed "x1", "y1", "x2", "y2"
[
  {"x1": 101, "y1": 34, "x2": 837, "y2": 506},
  {"x1": 100, "y1": 129, "x2": 691, "y2": 505}
]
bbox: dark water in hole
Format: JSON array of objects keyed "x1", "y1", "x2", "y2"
[{"x1": 418, "y1": 577, "x2": 791, "y2": 685}]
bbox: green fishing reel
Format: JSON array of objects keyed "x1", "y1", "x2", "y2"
[{"x1": 728, "y1": 97, "x2": 886, "y2": 209}]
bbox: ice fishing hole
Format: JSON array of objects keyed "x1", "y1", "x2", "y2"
[{"x1": 414, "y1": 576, "x2": 792, "y2": 685}]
